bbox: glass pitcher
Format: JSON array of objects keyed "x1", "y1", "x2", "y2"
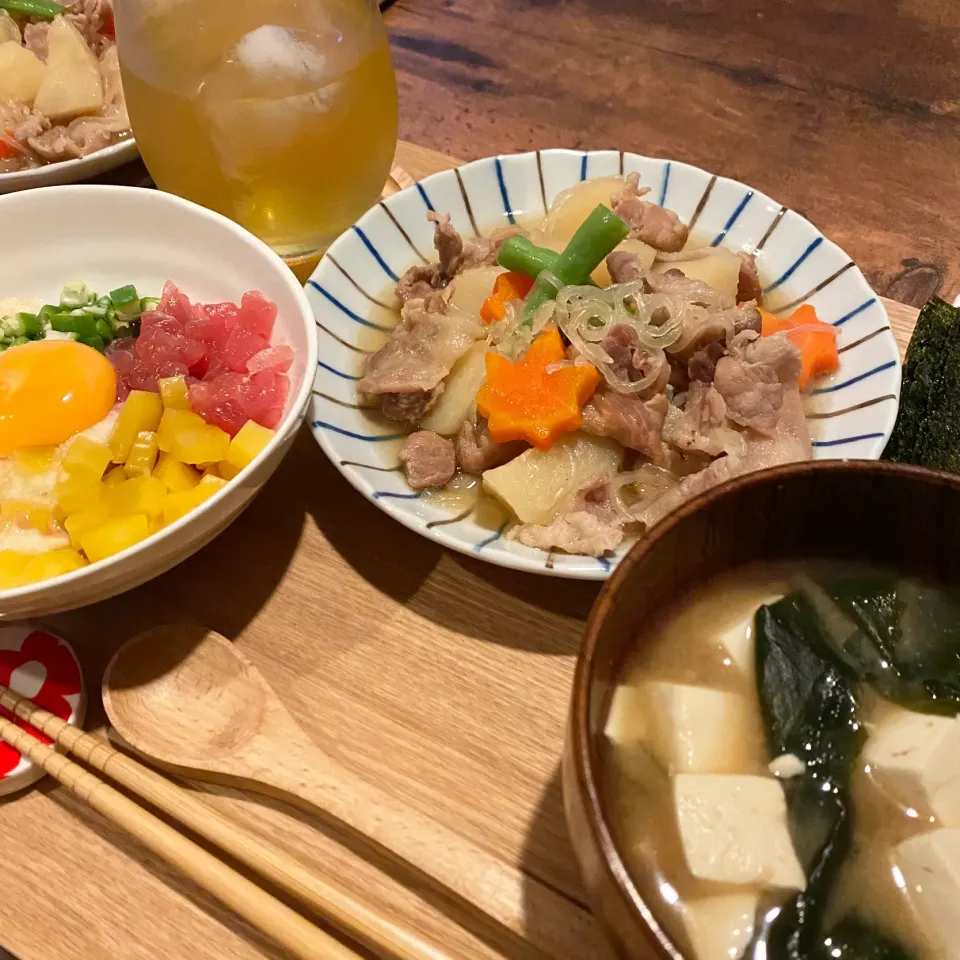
[{"x1": 114, "y1": 0, "x2": 399, "y2": 263}]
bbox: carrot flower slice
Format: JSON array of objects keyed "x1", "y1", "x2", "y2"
[
  {"x1": 476, "y1": 327, "x2": 600, "y2": 450},
  {"x1": 760, "y1": 304, "x2": 839, "y2": 390}
]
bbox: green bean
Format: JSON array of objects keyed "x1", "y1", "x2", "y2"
[
  {"x1": 0, "y1": 0, "x2": 64, "y2": 20},
  {"x1": 521, "y1": 204, "x2": 629, "y2": 322},
  {"x1": 497, "y1": 235, "x2": 560, "y2": 276}
]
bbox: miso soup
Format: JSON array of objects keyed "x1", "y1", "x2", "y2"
[{"x1": 601, "y1": 564, "x2": 960, "y2": 960}]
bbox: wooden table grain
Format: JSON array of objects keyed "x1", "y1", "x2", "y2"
[{"x1": 385, "y1": 0, "x2": 960, "y2": 307}]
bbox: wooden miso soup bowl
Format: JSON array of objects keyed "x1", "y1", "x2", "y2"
[{"x1": 562, "y1": 459, "x2": 960, "y2": 960}]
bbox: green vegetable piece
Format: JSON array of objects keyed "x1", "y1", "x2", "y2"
[
  {"x1": 16, "y1": 312, "x2": 41, "y2": 339},
  {"x1": 884, "y1": 298, "x2": 958, "y2": 465},
  {"x1": 109, "y1": 285, "x2": 142, "y2": 325},
  {"x1": 139, "y1": 297, "x2": 160, "y2": 314},
  {"x1": 37, "y1": 304, "x2": 63, "y2": 327},
  {"x1": 0, "y1": 0, "x2": 64, "y2": 19},
  {"x1": 96, "y1": 318, "x2": 113, "y2": 342},
  {"x1": 49, "y1": 314, "x2": 77, "y2": 334},
  {"x1": 498, "y1": 236, "x2": 561, "y2": 276},
  {"x1": 520, "y1": 204, "x2": 629, "y2": 322},
  {"x1": 7, "y1": 336, "x2": 29, "y2": 348},
  {"x1": 60, "y1": 281, "x2": 92, "y2": 309},
  {"x1": 109, "y1": 285, "x2": 139, "y2": 308},
  {"x1": 81, "y1": 335, "x2": 106, "y2": 353}
]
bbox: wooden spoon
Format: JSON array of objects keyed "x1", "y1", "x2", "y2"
[{"x1": 102, "y1": 625, "x2": 604, "y2": 960}]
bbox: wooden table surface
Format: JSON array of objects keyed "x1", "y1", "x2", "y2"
[{"x1": 0, "y1": 1, "x2": 942, "y2": 956}]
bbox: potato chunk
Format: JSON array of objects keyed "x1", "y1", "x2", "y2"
[
  {"x1": 482, "y1": 431, "x2": 621, "y2": 524},
  {"x1": 0, "y1": 42, "x2": 46, "y2": 106},
  {"x1": 33, "y1": 17, "x2": 103, "y2": 122}
]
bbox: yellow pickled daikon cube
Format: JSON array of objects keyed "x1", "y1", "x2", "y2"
[
  {"x1": 81, "y1": 514, "x2": 150, "y2": 563},
  {"x1": 153, "y1": 452, "x2": 200, "y2": 493},
  {"x1": 158, "y1": 375, "x2": 190, "y2": 410},
  {"x1": 105, "y1": 475, "x2": 166, "y2": 519},
  {"x1": 110, "y1": 391, "x2": 163, "y2": 463},
  {"x1": 226, "y1": 420, "x2": 274, "y2": 471},
  {"x1": 161, "y1": 474, "x2": 227, "y2": 526},
  {"x1": 124, "y1": 430, "x2": 159, "y2": 478},
  {"x1": 62, "y1": 436, "x2": 112, "y2": 481},
  {"x1": 0, "y1": 551, "x2": 30, "y2": 589},
  {"x1": 156, "y1": 408, "x2": 203, "y2": 453},
  {"x1": 22, "y1": 548, "x2": 86, "y2": 583},
  {"x1": 12, "y1": 446, "x2": 58, "y2": 477},
  {"x1": 217, "y1": 460, "x2": 240, "y2": 481},
  {"x1": 0, "y1": 500, "x2": 53, "y2": 533},
  {"x1": 55, "y1": 476, "x2": 104, "y2": 515},
  {"x1": 157, "y1": 409, "x2": 228, "y2": 464},
  {"x1": 64, "y1": 502, "x2": 111, "y2": 549},
  {"x1": 103, "y1": 465, "x2": 127, "y2": 487}
]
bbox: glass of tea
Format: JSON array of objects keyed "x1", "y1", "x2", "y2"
[{"x1": 115, "y1": 0, "x2": 399, "y2": 264}]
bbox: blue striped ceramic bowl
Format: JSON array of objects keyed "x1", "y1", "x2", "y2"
[{"x1": 306, "y1": 149, "x2": 901, "y2": 580}]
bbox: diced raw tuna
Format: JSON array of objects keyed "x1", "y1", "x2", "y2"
[
  {"x1": 246, "y1": 344, "x2": 294, "y2": 375},
  {"x1": 107, "y1": 283, "x2": 290, "y2": 432},
  {"x1": 189, "y1": 373, "x2": 248, "y2": 436},
  {"x1": 222, "y1": 325, "x2": 270, "y2": 373},
  {"x1": 185, "y1": 303, "x2": 227, "y2": 342},
  {"x1": 159, "y1": 281, "x2": 194, "y2": 326},
  {"x1": 238, "y1": 291, "x2": 277, "y2": 339},
  {"x1": 242, "y1": 370, "x2": 289, "y2": 429},
  {"x1": 204, "y1": 301, "x2": 241, "y2": 329}
]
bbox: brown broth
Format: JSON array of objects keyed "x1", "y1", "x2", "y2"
[{"x1": 600, "y1": 565, "x2": 942, "y2": 960}]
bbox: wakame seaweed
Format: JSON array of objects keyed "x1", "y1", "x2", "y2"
[
  {"x1": 883, "y1": 297, "x2": 960, "y2": 466},
  {"x1": 742, "y1": 596, "x2": 864, "y2": 960},
  {"x1": 815, "y1": 578, "x2": 960, "y2": 714},
  {"x1": 742, "y1": 585, "x2": 932, "y2": 960},
  {"x1": 815, "y1": 917, "x2": 917, "y2": 960}
]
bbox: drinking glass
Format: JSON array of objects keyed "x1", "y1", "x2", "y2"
[{"x1": 115, "y1": 0, "x2": 399, "y2": 263}]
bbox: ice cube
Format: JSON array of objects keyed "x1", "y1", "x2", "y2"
[{"x1": 233, "y1": 25, "x2": 329, "y2": 87}]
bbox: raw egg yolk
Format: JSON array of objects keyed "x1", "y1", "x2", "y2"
[{"x1": 0, "y1": 340, "x2": 117, "y2": 456}]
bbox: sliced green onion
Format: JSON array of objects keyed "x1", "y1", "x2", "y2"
[
  {"x1": 60, "y1": 281, "x2": 92, "y2": 309},
  {"x1": 17, "y1": 312, "x2": 41, "y2": 339}
]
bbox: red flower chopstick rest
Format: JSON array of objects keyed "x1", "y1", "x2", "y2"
[{"x1": 0, "y1": 626, "x2": 85, "y2": 797}]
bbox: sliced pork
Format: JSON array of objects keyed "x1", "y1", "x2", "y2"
[
  {"x1": 582, "y1": 387, "x2": 668, "y2": 463},
  {"x1": 687, "y1": 341, "x2": 725, "y2": 383},
  {"x1": 399, "y1": 431, "x2": 456, "y2": 490},
  {"x1": 714, "y1": 331, "x2": 802, "y2": 434},
  {"x1": 737, "y1": 252, "x2": 763, "y2": 305},
  {"x1": 662, "y1": 383, "x2": 744, "y2": 459},
  {"x1": 634, "y1": 387, "x2": 810, "y2": 530},
  {"x1": 611, "y1": 173, "x2": 688, "y2": 253},
  {"x1": 599, "y1": 325, "x2": 670, "y2": 398},
  {"x1": 456, "y1": 420, "x2": 525, "y2": 473},
  {"x1": 509, "y1": 478, "x2": 624, "y2": 557},
  {"x1": 359, "y1": 298, "x2": 481, "y2": 425},
  {"x1": 395, "y1": 215, "x2": 520, "y2": 304},
  {"x1": 606, "y1": 250, "x2": 648, "y2": 285}
]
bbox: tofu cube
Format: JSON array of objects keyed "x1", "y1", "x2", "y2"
[
  {"x1": 681, "y1": 893, "x2": 759, "y2": 960},
  {"x1": 863, "y1": 709, "x2": 960, "y2": 822},
  {"x1": 645, "y1": 682, "x2": 751, "y2": 774},
  {"x1": 674, "y1": 774, "x2": 806, "y2": 890},
  {"x1": 716, "y1": 615, "x2": 756, "y2": 674},
  {"x1": 605, "y1": 683, "x2": 648, "y2": 745},
  {"x1": 895, "y1": 829, "x2": 960, "y2": 960}
]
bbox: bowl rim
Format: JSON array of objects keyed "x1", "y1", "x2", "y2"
[
  {"x1": 0, "y1": 183, "x2": 319, "y2": 601},
  {"x1": 0, "y1": 138, "x2": 139, "y2": 189},
  {"x1": 569, "y1": 458, "x2": 960, "y2": 960}
]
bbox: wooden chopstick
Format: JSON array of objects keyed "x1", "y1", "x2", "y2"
[{"x1": 0, "y1": 685, "x2": 447, "y2": 960}]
